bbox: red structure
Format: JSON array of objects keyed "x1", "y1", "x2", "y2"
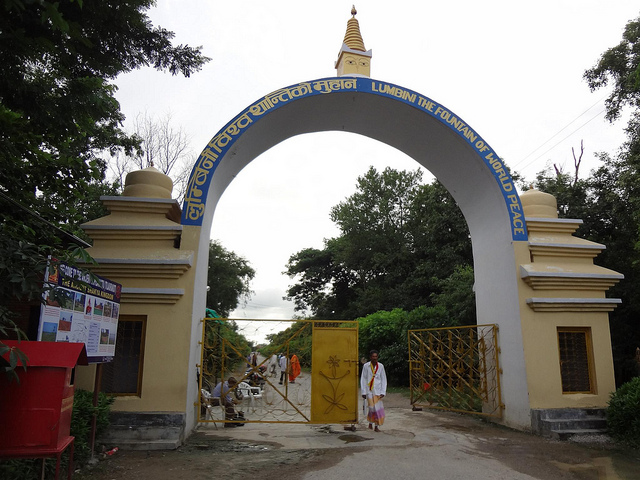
[{"x1": 0, "y1": 341, "x2": 88, "y2": 479}]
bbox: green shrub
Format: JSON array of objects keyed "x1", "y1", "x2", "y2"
[
  {"x1": 0, "y1": 388, "x2": 114, "y2": 480},
  {"x1": 607, "y1": 376, "x2": 640, "y2": 448},
  {"x1": 71, "y1": 389, "x2": 115, "y2": 463}
]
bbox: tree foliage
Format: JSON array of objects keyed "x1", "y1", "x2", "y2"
[
  {"x1": 0, "y1": 216, "x2": 96, "y2": 380},
  {"x1": 284, "y1": 167, "x2": 472, "y2": 320},
  {"x1": 201, "y1": 319, "x2": 253, "y2": 389},
  {"x1": 0, "y1": 0, "x2": 209, "y2": 377},
  {"x1": 1, "y1": 0, "x2": 208, "y2": 230},
  {"x1": 584, "y1": 16, "x2": 640, "y2": 123},
  {"x1": 357, "y1": 284, "x2": 470, "y2": 388},
  {"x1": 261, "y1": 321, "x2": 313, "y2": 368},
  {"x1": 108, "y1": 111, "x2": 194, "y2": 203},
  {"x1": 206, "y1": 240, "x2": 255, "y2": 318},
  {"x1": 565, "y1": 14, "x2": 640, "y2": 385},
  {"x1": 531, "y1": 154, "x2": 640, "y2": 386},
  {"x1": 606, "y1": 376, "x2": 640, "y2": 449}
]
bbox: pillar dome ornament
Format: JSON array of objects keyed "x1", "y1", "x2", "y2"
[
  {"x1": 122, "y1": 166, "x2": 174, "y2": 199},
  {"x1": 520, "y1": 188, "x2": 558, "y2": 218}
]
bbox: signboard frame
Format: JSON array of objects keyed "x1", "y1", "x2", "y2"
[{"x1": 37, "y1": 259, "x2": 121, "y2": 364}]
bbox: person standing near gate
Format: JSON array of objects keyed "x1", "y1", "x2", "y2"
[
  {"x1": 360, "y1": 350, "x2": 387, "y2": 432},
  {"x1": 289, "y1": 354, "x2": 301, "y2": 383},
  {"x1": 278, "y1": 353, "x2": 288, "y2": 385},
  {"x1": 268, "y1": 354, "x2": 278, "y2": 377}
]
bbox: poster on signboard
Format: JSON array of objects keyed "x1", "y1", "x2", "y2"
[{"x1": 37, "y1": 260, "x2": 122, "y2": 363}]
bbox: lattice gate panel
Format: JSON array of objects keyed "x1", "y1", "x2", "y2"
[
  {"x1": 196, "y1": 318, "x2": 358, "y2": 425},
  {"x1": 408, "y1": 324, "x2": 503, "y2": 418}
]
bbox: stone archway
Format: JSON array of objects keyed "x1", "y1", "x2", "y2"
[
  {"x1": 181, "y1": 77, "x2": 531, "y2": 432},
  {"x1": 81, "y1": 76, "x2": 618, "y2": 447}
]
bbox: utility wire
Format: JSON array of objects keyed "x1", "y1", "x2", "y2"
[
  {"x1": 517, "y1": 108, "x2": 605, "y2": 173},
  {"x1": 243, "y1": 301, "x2": 286, "y2": 308},
  {"x1": 513, "y1": 95, "x2": 607, "y2": 169}
]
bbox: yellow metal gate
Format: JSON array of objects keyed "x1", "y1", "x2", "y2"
[
  {"x1": 408, "y1": 324, "x2": 503, "y2": 417},
  {"x1": 197, "y1": 318, "x2": 358, "y2": 426}
]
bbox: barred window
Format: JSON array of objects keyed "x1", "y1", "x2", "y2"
[
  {"x1": 102, "y1": 315, "x2": 146, "y2": 396},
  {"x1": 558, "y1": 327, "x2": 595, "y2": 394}
]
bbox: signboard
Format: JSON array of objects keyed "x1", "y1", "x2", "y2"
[
  {"x1": 37, "y1": 260, "x2": 121, "y2": 363},
  {"x1": 182, "y1": 76, "x2": 527, "y2": 241}
]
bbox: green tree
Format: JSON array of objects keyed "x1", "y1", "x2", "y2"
[
  {"x1": 429, "y1": 264, "x2": 476, "y2": 327},
  {"x1": 206, "y1": 240, "x2": 255, "y2": 318},
  {"x1": 357, "y1": 291, "x2": 467, "y2": 388},
  {"x1": 1, "y1": 0, "x2": 208, "y2": 230},
  {"x1": 0, "y1": 0, "x2": 209, "y2": 376},
  {"x1": 283, "y1": 245, "x2": 356, "y2": 319},
  {"x1": 201, "y1": 318, "x2": 253, "y2": 389},
  {"x1": 108, "y1": 111, "x2": 194, "y2": 204},
  {"x1": 404, "y1": 180, "x2": 473, "y2": 307},
  {"x1": 329, "y1": 167, "x2": 424, "y2": 316},
  {"x1": 284, "y1": 167, "x2": 472, "y2": 319},
  {"x1": 262, "y1": 321, "x2": 313, "y2": 368},
  {"x1": 584, "y1": 16, "x2": 640, "y2": 124},
  {"x1": 530, "y1": 157, "x2": 640, "y2": 385},
  {"x1": 564, "y1": 14, "x2": 640, "y2": 384}
]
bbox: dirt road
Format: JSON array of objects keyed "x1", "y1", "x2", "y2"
[{"x1": 76, "y1": 393, "x2": 640, "y2": 480}]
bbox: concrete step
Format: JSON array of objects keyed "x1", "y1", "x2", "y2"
[
  {"x1": 540, "y1": 417, "x2": 607, "y2": 432},
  {"x1": 100, "y1": 424, "x2": 184, "y2": 441},
  {"x1": 531, "y1": 408, "x2": 608, "y2": 438},
  {"x1": 550, "y1": 429, "x2": 608, "y2": 441},
  {"x1": 540, "y1": 408, "x2": 606, "y2": 420},
  {"x1": 98, "y1": 412, "x2": 186, "y2": 450},
  {"x1": 102, "y1": 439, "x2": 182, "y2": 451}
]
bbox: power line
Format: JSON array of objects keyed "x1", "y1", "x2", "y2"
[
  {"x1": 517, "y1": 108, "x2": 605, "y2": 173},
  {"x1": 513, "y1": 95, "x2": 607, "y2": 170},
  {"x1": 243, "y1": 301, "x2": 287, "y2": 309}
]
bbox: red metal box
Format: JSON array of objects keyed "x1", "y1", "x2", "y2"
[{"x1": 0, "y1": 341, "x2": 88, "y2": 451}]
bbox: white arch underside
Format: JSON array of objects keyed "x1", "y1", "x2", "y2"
[{"x1": 191, "y1": 90, "x2": 531, "y2": 428}]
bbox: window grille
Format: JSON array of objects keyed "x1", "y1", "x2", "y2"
[
  {"x1": 102, "y1": 315, "x2": 146, "y2": 395},
  {"x1": 558, "y1": 327, "x2": 595, "y2": 394}
]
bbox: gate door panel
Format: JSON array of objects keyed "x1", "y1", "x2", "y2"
[
  {"x1": 408, "y1": 324, "x2": 503, "y2": 418},
  {"x1": 311, "y1": 322, "x2": 359, "y2": 424},
  {"x1": 198, "y1": 318, "x2": 358, "y2": 425}
]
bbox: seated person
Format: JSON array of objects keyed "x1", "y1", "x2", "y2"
[{"x1": 212, "y1": 377, "x2": 245, "y2": 427}]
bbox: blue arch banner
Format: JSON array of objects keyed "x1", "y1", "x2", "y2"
[{"x1": 182, "y1": 77, "x2": 527, "y2": 241}]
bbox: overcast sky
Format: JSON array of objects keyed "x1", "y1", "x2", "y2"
[{"x1": 114, "y1": 1, "x2": 639, "y2": 338}]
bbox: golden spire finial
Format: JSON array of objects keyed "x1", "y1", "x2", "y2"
[
  {"x1": 335, "y1": 5, "x2": 371, "y2": 77},
  {"x1": 343, "y1": 6, "x2": 365, "y2": 51}
]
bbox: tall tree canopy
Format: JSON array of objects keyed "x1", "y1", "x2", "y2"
[
  {"x1": 108, "y1": 111, "x2": 194, "y2": 204},
  {"x1": 206, "y1": 240, "x2": 255, "y2": 318},
  {"x1": 284, "y1": 167, "x2": 473, "y2": 320},
  {"x1": 0, "y1": 0, "x2": 208, "y2": 235},
  {"x1": 578, "y1": 14, "x2": 640, "y2": 384},
  {"x1": 0, "y1": 0, "x2": 209, "y2": 374},
  {"x1": 584, "y1": 16, "x2": 640, "y2": 123},
  {"x1": 530, "y1": 158, "x2": 640, "y2": 385}
]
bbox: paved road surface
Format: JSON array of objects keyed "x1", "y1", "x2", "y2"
[
  {"x1": 78, "y1": 393, "x2": 640, "y2": 480},
  {"x1": 195, "y1": 393, "x2": 639, "y2": 480}
]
